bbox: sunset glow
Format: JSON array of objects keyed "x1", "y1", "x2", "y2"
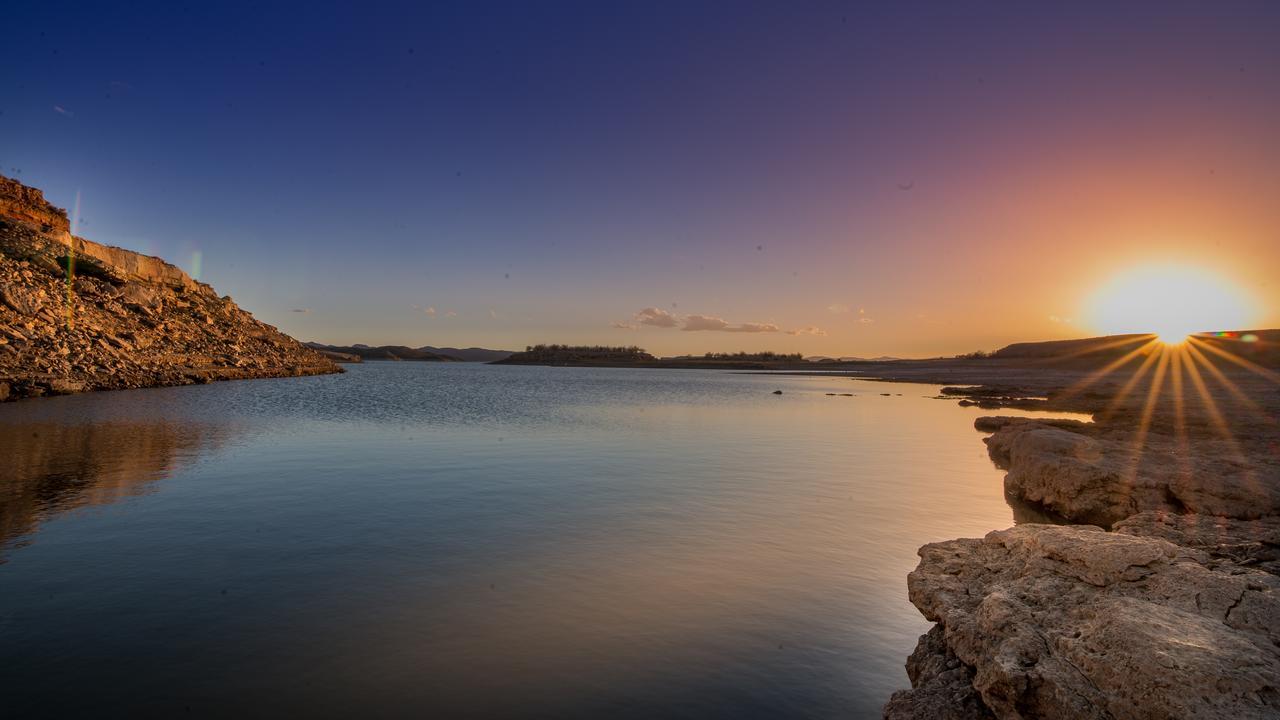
[{"x1": 1084, "y1": 264, "x2": 1255, "y2": 345}]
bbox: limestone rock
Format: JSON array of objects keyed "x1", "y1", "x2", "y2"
[
  {"x1": 981, "y1": 417, "x2": 1280, "y2": 525},
  {"x1": 883, "y1": 626, "x2": 994, "y2": 719},
  {"x1": 1116, "y1": 511, "x2": 1280, "y2": 575},
  {"x1": 899, "y1": 524, "x2": 1280, "y2": 719}
]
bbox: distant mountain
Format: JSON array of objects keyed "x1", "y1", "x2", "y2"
[
  {"x1": 418, "y1": 346, "x2": 514, "y2": 362},
  {"x1": 305, "y1": 343, "x2": 461, "y2": 362}
]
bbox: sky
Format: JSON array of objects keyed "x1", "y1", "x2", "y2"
[{"x1": 2, "y1": 1, "x2": 1278, "y2": 357}]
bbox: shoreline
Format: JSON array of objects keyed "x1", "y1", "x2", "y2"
[{"x1": 877, "y1": 351, "x2": 1280, "y2": 718}]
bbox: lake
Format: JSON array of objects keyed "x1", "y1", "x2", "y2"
[{"x1": 0, "y1": 363, "x2": 1080, "y2": 718}]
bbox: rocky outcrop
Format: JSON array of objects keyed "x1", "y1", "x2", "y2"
[
  {"x1": 883, "y1": 626, "x2": 995, "y2": 720},
  {"x1": 980, "y1": 416, "x2": 1280, "y2": 527},
  {"x1": 885, "y1": 351, "x2": 1280, "y2": 718},
  {"x1": 1115, "y1": 511, "x2": 1280, "y2": 575},
  {"x1": 890, "y1": 524, "x2": 1280, "y2": 719},
  {"x1": 0, "y1": 174, "x2": 339, "y2": 400},
  {"x1": 0, "y1": 176, "x2": 69, "y2": 232}
]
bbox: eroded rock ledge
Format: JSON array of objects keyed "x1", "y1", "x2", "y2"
[
  {"x1": 887, "y1": 522, "x2": 1280, "y2": 719},
  {"x1": 887, "y1": 373, "x2": 1280, "y2": 718},
  {"x1": 0, "y1": 175, "x2": 339, "y2": 400}
]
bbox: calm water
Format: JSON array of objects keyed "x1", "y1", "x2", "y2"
[{"x1": 0, "y1": 364, "x2": 1079, "y2": 718}]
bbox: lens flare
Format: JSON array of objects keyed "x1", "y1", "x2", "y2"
[{"x1": 1083, "y1": 264, "x2": 1255, "y2": 344}]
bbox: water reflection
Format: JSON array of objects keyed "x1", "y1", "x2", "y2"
[
  {"x1": 0, "y1": 419, "x2": 228, "y2": 560},
  {"x1": 0, "y1": 366, "x2": 1092, "y2": 717}
]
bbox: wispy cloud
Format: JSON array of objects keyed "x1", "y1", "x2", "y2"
[
  {"x1": 635, "y1": 307, "x2": 679, "y2": 328},
  {"x1": 786, "y1": 326, "x2": 827, "y2": 336},
  {"x1": 53, "y1": 105, "x2": 74, "y2": 117},
  {"x1": 411, "y1": 304, "x2": 437, "y2": 317},
  {"x1": 290, "y1": 308, "x2": 312, "y2": 314},
  {"x1": 827, "y1": 303, "x2": 851, "y2": 314},
  {"x1": 611, "y1": 321, "x2": 638, "y2": 330},
  {"x1": 1048, "y1": 315, "x2": 1073, "y2": 324},
  {"x1": 858, "y1": 307, "x2": 874, "y2": 324}
]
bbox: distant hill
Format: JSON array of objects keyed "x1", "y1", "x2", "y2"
[
  {"x1": 419, "y1": 346, "x2": 514, "y2": 362},
  {"x1": 305, "y1": 343, "x2": 461, "y2": 362},
  {"x1": 805, "y1": 355, "x2": 902, "y2": 363},
  {"x1": 990, "y1": 330, "x2": 1280, "y2": 367}
]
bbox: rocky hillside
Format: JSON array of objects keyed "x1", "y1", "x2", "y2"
[{"x1": 0, "y1": 175, "x2": 339, "y2": 401}]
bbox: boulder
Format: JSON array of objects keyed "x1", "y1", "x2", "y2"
[
  {"x1": 981, "y1": 418, "x2": 1280, "y2": 525},
  {"x1": 895, "y1": 524, "x2": 1280, "y2": 719}
]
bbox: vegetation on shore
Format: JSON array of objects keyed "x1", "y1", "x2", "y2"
[
  {"x1": 498, "y1": 344, "x2": 655, "y2": 365},
  {"x1": 698, "y1": 351, "x2": 804, "y2": 361}
]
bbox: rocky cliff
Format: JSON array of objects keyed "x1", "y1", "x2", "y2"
[{"x1": 0, "y1": 175, "x2": 339, "y2": 401}]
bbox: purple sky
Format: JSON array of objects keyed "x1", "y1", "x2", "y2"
[{"x1": 3, "y1": 1, "x2": 1278, "y2": 356}]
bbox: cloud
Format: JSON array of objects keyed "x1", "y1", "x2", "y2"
[
  {"x1": 411, "y1": 304, "x2": 437, "y2": 316},
  {"x1": 681, "y1": 314, "x2": 730, "y2": 331},
  {"x1": 629, "y1": 307, "x2": 783, "y2": 333},
  {"x1": 444, "y1": 309, "x2": 457, "y2": 318},
  {"x1": 1048, "y1": 315, "x2": 1073, "y2": 324},
  {"x1": 827, "y1": 303, "x2": 851, "y2": 314},
  {"x1": 290, "y1": 308, "x2": 312, "y2": 314},
  {"x1": 786, "y1": 326, "x2": 827, "y2": 336},
  {"x1": 681, "y1": 315, "x2": 779, "y2": 333},
  {"x1": 489, "y1": 309, "x2": 499, "y2": 319},
  {"x1": 53, "y1": 105, "x2": 74, "y2": 117},
  {"x1": 635, "y1": 307, "x2": 679, "y2": 328},
  {"x1": 857, "y1": 307, "x2": 874, "y2": 324},
  {"x1": 729, "y1": 322, "x2": 781, "y2": 333}
]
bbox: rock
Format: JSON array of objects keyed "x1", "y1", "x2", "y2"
[
  {"x1": 899, "y1": 524, "x2": 1280, "y2": 719},
  {"x1": 980, "y1": 418, "x2": 1280, "y2": 525},
  {"x1": 883, "y1": 626, "x2": 994, "y2": 719},
  {"x1": 0, "y1": 282, "x2": 43, "y2": 315},
  {"x1": 0, "y1": 174, "x2": 342, "y2": 402},
  {"x1": 1116, "y1": 511, "x2": 1280, "y2": 575},
  {"x1": 46, "y1": 379, "x2": 86, "y2": 395}
]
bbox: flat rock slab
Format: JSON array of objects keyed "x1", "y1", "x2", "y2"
[{"x1": 891, "y1": 524, "x2": 1280, "y2": 719}]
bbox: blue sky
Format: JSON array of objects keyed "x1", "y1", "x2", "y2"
[{"x1": 4, "y1": 1, "x2": 1278, "y2": 355}]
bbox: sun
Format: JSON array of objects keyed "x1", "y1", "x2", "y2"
[{"x1": 1083, "y1": 264, "x2": 1255, "y2": 345}]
